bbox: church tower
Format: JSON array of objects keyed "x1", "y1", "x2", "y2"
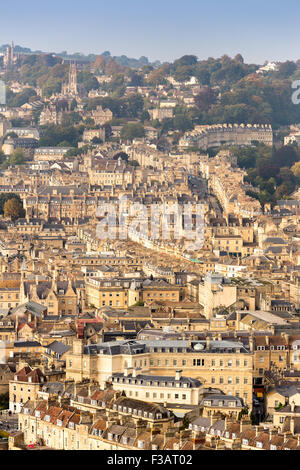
[
  {"x1": 62, "y1": 61, "x2": 78, "y2": 97},
  {"x1": 69, "y1": 62, "x2": 78, "y2": 95},
  {"x1": 62, "y1": 62, "x2": 78, "y2": 96},
  {"x1": 4, "y1": 42, "x2": 15, "y2": 70}
]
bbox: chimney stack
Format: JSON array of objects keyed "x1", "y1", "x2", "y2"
[
  {"x1": 291, "y1": 401, "x2": 296, "y2": 413},
  {"x1": 240, "y1": 416, "x2": 252, "y2": 433},
  {"x1": 249, "y1": 335, "x2": 254, "y2": 352},
  {"x1": 269, "y1": 428, "x2": 278, "y2": 437},
  {"x1": 236, "y1": 312, "x2": 241, "y2": 330},
  {"x1": 175, "y1": 370, "x2": 182, "y2": 381}
]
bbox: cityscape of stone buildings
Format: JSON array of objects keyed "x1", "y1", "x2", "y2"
[{"x1": 0, "y1": 39, "x2": 300, "y2": 455}]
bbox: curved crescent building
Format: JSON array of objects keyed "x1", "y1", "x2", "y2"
[{"x1": 179, "y1": 123, "x2": 273, "y2": 150}]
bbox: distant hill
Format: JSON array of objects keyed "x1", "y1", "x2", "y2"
[
  {"x1": 0, "y1": 44, "x2": 32, "y2": 54},
  {"x1": 0, "y1": 44, "x2": 162, "y2": 68}
]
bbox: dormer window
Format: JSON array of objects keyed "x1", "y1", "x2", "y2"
[
  {"x1": 242, "y1": 439, "x2": 249, "y2": 445},
  {"x1": 45, "y1": 415, "x2": 50, "y2": 422},
  {"x1": 57, "y1": 419, "x2": 62, "y2": 427},
  {"x1": 256, "y1": 441, "x2": 263, "y2": 449}
]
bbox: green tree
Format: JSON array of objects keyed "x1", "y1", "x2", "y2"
[
  {"x1": 129, "y1": 72, "x2": 144, "y2": 87},
  {"x1": 174, "y1": 55, "x2": 198, "y2": 67},
  {"x1": 8, "y1": 149, "x2": 26, "y2": 166},
  {"x1": 179, "y1": 415, "x2": 190, "y2": 431},
  {"x1": 273, "y1": 146, "x2": 299, "y2": 168},
  {"x1": 61, "y1": 112, "x2": 82, "y2": 127},
  {"x1": 0, "y1": 392, "x2": 8, "y2": 410},
  {"x1": 91, "y1": 137, "x2": 103, "y2": 144},
  {"x1": 194, "y1": 87, "x2": 217, "y2": 112},
  {"x1": 120, "y1": 123, "x2": 145, "y2": 141},
  {"x1": 173, "y1": 66, "x2": 194, "y2": 82},
  {"x1": 278, "y1": 61, "x2": 297, "y2": 78},
  {"x1": 173, "y1": 114, "x2": 193, "y2": 132},
  {"x1": 238, "y1": 408, "x2": 249, "y2": 420},
  {"x1": 39, "y1": 124, "x2": 83, "y2": 147},
  {"x1": 78, "y1": 71, "x2": 99, "y2": 92},
  {"x1": 127, "y1": 94, "x2": 144, "y2": 118}
]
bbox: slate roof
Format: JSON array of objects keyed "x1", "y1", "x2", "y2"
[
  {"x1": 111, "y1": 373, "x2": 202, "y2": 388},
  {"x1": 45, "y1": 340, "x2": 71, "y2": 356}
]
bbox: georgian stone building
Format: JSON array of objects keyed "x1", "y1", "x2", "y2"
[
  {"x1": 66, "y1": 338, "x2": 253, "y2": 408},
  {"x1": 179, "y1": 123, "x2": 273, "y2": 150}
]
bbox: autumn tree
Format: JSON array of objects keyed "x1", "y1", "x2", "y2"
[
  {"x1": 3, "y1": 198, "x2": 25, "y2": 221},
  {"x1": 291, "y1": 161, "x2": 300, "y2": 178}
]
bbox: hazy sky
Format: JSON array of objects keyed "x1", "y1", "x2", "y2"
[{"x1": 1, "y1": 0, "x2": 300, "y2": 64}]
